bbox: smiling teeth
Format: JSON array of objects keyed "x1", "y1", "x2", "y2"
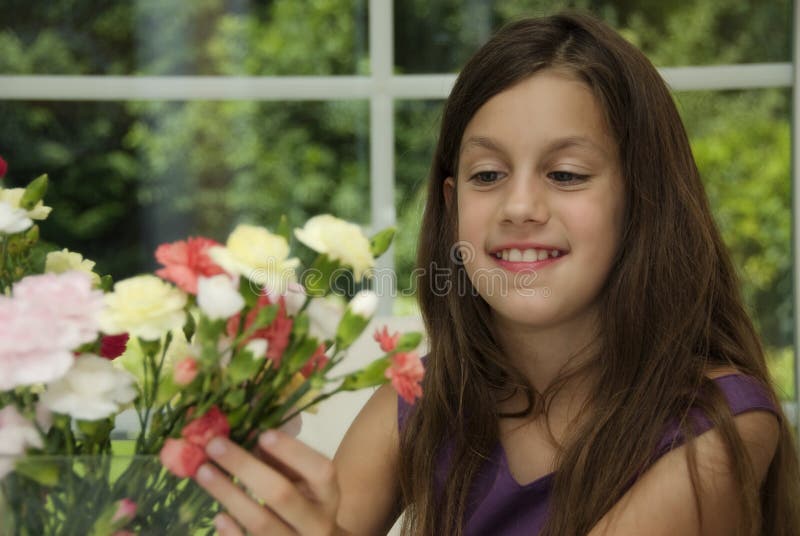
[{"x1": 497, "y1": 248, "x2": 561, "y2": 261}]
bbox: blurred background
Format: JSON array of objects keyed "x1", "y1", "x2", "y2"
[{"x1": 0, "y1": 0, "x2": 794, "y2": 405}]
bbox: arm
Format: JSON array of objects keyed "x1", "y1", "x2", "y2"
[
  {"x1": 334, "y1": 383, "x2": 402, "y2": 535},
  {"x1": 195, "y1": 383, "x2": 400, "y2": 536},
  {"x1": 588, "y1": 410, "x2": 779, "y2": 536}
]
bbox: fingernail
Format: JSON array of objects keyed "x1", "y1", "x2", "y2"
[
  {"x1": 196, "y1": 464, "x2": 213, "y2": 483},
  {"x1": 259, "y1": 430, "x2": 277, "y2": 447},
  {"x1": 207, "y1": 438, "x2": 226, "y2": 457}
]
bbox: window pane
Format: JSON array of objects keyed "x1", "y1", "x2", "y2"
[
  {"x1": 0, "y1": 99, "x2": 369, "y2": 278},
  {"x1": 394, "y1": 99, "x2": 443, "y2": 316},
  {"x1": 0, "y1": 1, "x2": 368, "y2": 75},
  {"x1": 394, "y1": 0, "x2": 792, "y2": 73},
  {"x1": 677, "y1": 88, "x2": 794, "y2": 400}
]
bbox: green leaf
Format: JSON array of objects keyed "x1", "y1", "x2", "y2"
[
  {"x1": 182, "y1": 311, "x2": 196, "y2": 342},
  {"x1": 396, "y1": 332, "x2": 423, "y2": 352},
  {"x1": 239, "y1": 275, "x2": 261, "y2": 307},
  {"x1": 340, "y1": 357, "x2": 391, "y2": 391},
  {"x1": 335, "y1": 309, "x2": 369, "y2": 351},
  {"x1": 14, "y1": 458, "x2": 60, "y2": 486},
  {"x1": 19, "y1": 174, "x2": 48, "y2": 210},
  {"x1": 302, "y1": 253, "x2": 340, "y2": 297},
  {"x1": 369, "y1": 226, "x2": 395, "y2": 257},
  {"x1": 285, "y1": 337, "x2": 321, "y2": 374}
]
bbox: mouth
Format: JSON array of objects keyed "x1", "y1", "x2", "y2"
[{"x1": 488, "y1": 246, "x2": 567, "y2": 272}]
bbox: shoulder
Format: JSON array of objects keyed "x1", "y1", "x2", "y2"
[
  {"x1": 333, "y1": 384, "x2": 400, "y2": 534},
  {"x1": 588, "y1": 370, "x2": 780, "y2": 535}
]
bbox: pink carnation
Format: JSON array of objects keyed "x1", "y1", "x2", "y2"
[
  {"x1": 181, "y1": 406, "x2": 230, "y2": 448},
  {"x1": 12, "y1": 271, "x2": 104, "y2": 345},
  {"x1": 0, "y1": 272, "x2": 104, "y2": 391},
  {"x1": 373, "y1": 326, "x2": 400, "y2": 353},
  {"x1": 227, "y1": 295, "x2": 293, "y2": 364},
  {"x1": 385, "y1": 351, "x2": 424, "y2": 404},
  {"x1": 173, "y1": 357, "x2": 199, "y2": 385},
  {"x1": 159, "y1": 438, "x2": 206, "y2": 478},
  {"x1": 155, "y1": 237, "x2": 225, "y2": 295}
]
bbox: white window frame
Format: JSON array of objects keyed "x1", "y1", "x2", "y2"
[{"x1": 0, "y1": 0, "x2": 796, "y2": 426}]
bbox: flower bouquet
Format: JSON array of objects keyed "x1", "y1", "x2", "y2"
[{"x1": 0, "y1": 157, "x2": 425, "y2": 535}]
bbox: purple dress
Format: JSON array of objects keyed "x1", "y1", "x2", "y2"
[{"x1": 398, "y1": 374, "x2": 778, "y2": 535}]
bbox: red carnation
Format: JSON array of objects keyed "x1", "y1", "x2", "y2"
[
  {"x1": 99, "y1": 333, "x2": 129, "y2": 360},
  {"x1": 0, "y1": 156, "x2": 6, "y2": 179},
  {"x1": 159, "y1": 438, "x2": 206, "y2": 478},
  {"x1": 227, "y1": 295, "x2": 293, "y2": 364},
  {"x1": 181, "y1": 406, "x2": 230, "y2": 448},
  {"x1": 385, "y1": 351, "x2": 424, "y2": 404},
  {"x1": 373, "y1": 325, "x2": 400, "y2": 353},
  {"x1": 155, "y1": 237, "x2": 225, "y2": 295}
]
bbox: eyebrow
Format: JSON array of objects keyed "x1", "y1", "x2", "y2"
[{"x1": 459, "y1": 135, "x2": 609, "y2": 157}]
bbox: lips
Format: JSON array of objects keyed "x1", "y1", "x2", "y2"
[{"x1": 487, "y1": 244, "x2": 567, "y2": 272}]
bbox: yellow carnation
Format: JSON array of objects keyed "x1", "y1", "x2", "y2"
[
  {"x1": 209, "y1": 224, "x2": 299, "y2": 293},
  {"x1": 294, "y1": 214, "x2": 374, "y2": 279},
  {"x1": 99, "y1": 275, "x2": 187, "y2": 341},
  {"x1": 45, "y1": 248, "x2": 101, "y2": 286},
  {"x1": 0, "y1": 188, "x2": 52, "y2": 220}
]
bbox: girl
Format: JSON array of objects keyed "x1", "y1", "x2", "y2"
[{"x1": 196, "y1": 11, "x2": 800, "y2": 535}]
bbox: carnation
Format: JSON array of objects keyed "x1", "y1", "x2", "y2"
[
  {"x1": 0, "y1": 272, "x2": 104, "y2": 391},
  {"x1": 294, "y1": 214, "x2": 375, "y2": 279},
  {"x1": 385, "y1": 351, "x2": 424, "y2": 404},
  {"x1": 181, "y1": 406, "x2": 230, "y2": 448},
  {"x1": 40, "y1": 354, "x2": 138, "y2": 421},
  {"x1": 159, "y1": 438, "x2": 206, "y2": 479},
  {"x1": 0, "y1": 187, "x2": 52, "y2": 220},
  {"x1": 99, "y1": 275, "x2": 187, "y2": 341},
  {"x1": 0, "y1": 200, "x2": 32, "y2": 233},
  {"x1": 209, "y1": 224, "x2": 299, "y2": 293},
  {"x1": 155, "y1": 237, "x2": 225, "y2": 295},
  {"x1": 12, "y1": 271, "x2": 104, "y2": 345},
  {"x1": 0, "y1": 406, "x2": 43, "y2": 479},
  {"x1": 45, "y1": 248, "x2": 101, "y2": 287}
]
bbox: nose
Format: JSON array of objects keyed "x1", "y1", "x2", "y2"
[{"x1": 500, "y1": 174, "x2": 549, "y2": 225}]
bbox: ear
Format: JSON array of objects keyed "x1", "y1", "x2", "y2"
[{"x1": 443, "y1": 177, "x2": 455, "y2": 210}]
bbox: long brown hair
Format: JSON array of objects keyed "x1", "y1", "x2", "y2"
[{"x1": 399, "y1": 11, "x2": 800, "y2": 536}]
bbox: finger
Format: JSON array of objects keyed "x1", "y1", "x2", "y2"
[
  {"x1": 278, "y1": 413, "x2": 303, "y2": 437},
  {"x1": 213, "y1": 512, "x2": 244, "y2": 536},
  {"x1": 195, "y1": 462, "x2": 294, "y2": 536},
  {"x1": 207, "y1": 437, "x2": 332, "y2": 533},
  {"x1": 258, "y1": 430, "x2": 339, "y2": 507}
]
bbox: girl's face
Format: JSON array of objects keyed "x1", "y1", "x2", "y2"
[{"x1": 444, "y1": 69, "x2": 624, "y2": 334}]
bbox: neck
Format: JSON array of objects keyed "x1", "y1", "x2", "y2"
[{"x1": 492, "y1": 309, "x2": 600, "y2": 394}]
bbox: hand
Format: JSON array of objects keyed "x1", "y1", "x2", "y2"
[{"x1": 195, "y1": 429, "x2": 345, "y2": 535}]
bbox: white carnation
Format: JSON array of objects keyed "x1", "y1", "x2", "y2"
[
  {"x1": 197, "y1": 274, "x2": 245, "y2": 320},
  {"x1": 40, "y1": 354, "x2": 138, "y2": 421}
]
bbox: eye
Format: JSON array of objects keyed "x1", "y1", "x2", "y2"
[
  {"x1": 548, "y1": 171, "x2": 588, "y2": 185},
  {"x1": 469, "y1": 171, "x2": 504, "y2": 184}
]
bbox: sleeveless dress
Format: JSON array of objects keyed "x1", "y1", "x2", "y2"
[{"x1": 397, "y1": 374, "x2": 779, "y2": 535}]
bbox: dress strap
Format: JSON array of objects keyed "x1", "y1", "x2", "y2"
[{"x1": 654, "y1": 374, "x2": 779, "y2": 459}]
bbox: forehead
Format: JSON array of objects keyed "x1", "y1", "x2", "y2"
[{"x1": 459, "y1": 69, "x2": 616, "y2": 157}]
